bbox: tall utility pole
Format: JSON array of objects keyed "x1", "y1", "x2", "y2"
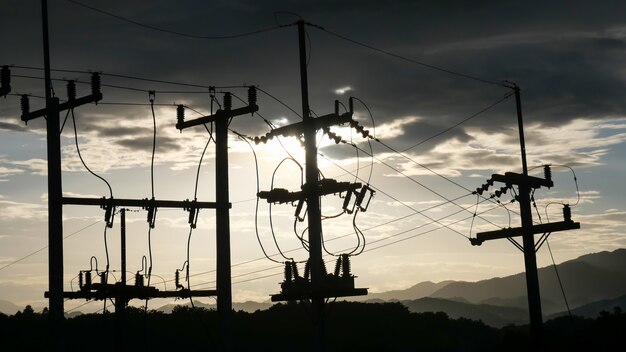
[
  {"x1": 471, "y1": 85, "x2": 580, "y2": 350},
  {"x1": 297, "y1": 20, "x2": 326, "y2": 350},
  {"x1": 176, "y1": 89, "x2": 258, "y2": 350},
  {"x1": 41, "y1": 0, "x2": 64, "y2": 327}
]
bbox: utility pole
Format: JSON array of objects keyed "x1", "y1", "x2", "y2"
[
  {"x1": 470, "y1": 85, "x2": 580, "y2": 350},
  {"x1": 176, "y1": 89, "x2": 258, "y2": 350},
  {"x1": 297, "y1": 20, "x2": 327, "y2": 351},
  {"x1": 255, "y1": 20, "x2": 370, "y2": 351}
]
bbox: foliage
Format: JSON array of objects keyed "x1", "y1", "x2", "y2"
[{"x1": 0, "y1": 302, "x2": 624, "y2": 351}]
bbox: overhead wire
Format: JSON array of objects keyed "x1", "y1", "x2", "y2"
[
  {"x1": 192, "y1": 196, "x2": 505, "y2": 288},
  {"x1": 0, "y1": 217, "x2": 104, "y2": 273},
  {"x1": 310, "y1": 22, "x2": 507, "y2": 88},
  {"x1": 66, "y1": 0, "x2": 295, "y2": 40}
]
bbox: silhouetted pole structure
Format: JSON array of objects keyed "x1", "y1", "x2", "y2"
[
  {"x1": 514, "y1": 86, "x2": 543, "y2": 349},
  {"x1": 215, "y1": 94, "x2": 233, "y2": 350},
  {"x1": 297, "y1": 20, "x2": 326, "y2": 351},
  {"x1": 41, "y1": 1, "x2": 65, "y2": 348},
  {"x1": 176, "y1": 91, "x2": 258, "y2": 351},
  {"x1": 116, "y1": 208, "x2": 127, "y2": 352}
]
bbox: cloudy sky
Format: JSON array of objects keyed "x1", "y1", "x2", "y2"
[{"x1": 1, "y1": 0, "x2": 626, "y2": 312}]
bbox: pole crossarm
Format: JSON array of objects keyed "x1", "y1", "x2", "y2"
[
  {"x1": 20, "y1": 73, "x2": 103, "y2": 123},
  {"x1": 472, "y1": 220, "x2": 580, "y2": 246},
  {"x1": 46, "y1": 284, "x2": 217, "y2": 301},
  {"x1": 254, "y1": 111, "x2": 352, "y2": 143},
  {"x1": 258, "y1": 179, "x2": 361, "y2": 204},
  {"x1": 62, "y1": 196, "x2": 223, "y2": 209},
  {"x1": 492, "y1": 171, "x2": 553, "y2": 189},
  {"x1": 176, "y1": 104, "x2": 258, "y2": 130},
  {"x1": 176, "y1": 87, "x2": 258, "y2": 131}
]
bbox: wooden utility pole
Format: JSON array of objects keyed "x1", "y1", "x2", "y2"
[
  {"x1": 176, "y1": 90, "x2": 258, "y2": 350},
  {"x1": 471, "y1": 85, "x2": 580, "y2": 350}
]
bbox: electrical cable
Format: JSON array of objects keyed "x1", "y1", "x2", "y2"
[
  {"x1": 351, "y1": 96, "x2": 376, "y2": 183},
  {"x1": 0, "y1": 218, "x2": 104, "y2": 273},
  {"x1": 193, "y1": 197, "x2": 506, "y2": 288},
  {"x1": 144, "y1": 92, "x2": 158, "y2": 311},
  {"x1": 267, "y1": 158, "x2": 305, "y2": 261},
  {"x1": 400, "y1": 91, "x2": 515, "y2": 153},
  {"x1": 66, "y1": 0, "x2": 294, "y2": 39},
  {"x1": 233, "y1": 131, "x2": 282, "y2": 264},
  {"x1": 71, "y1": 108, "x2": 113, "y2": 198},
  {"x1": 10, "y1": 65, "x2": 248, "y2": 90},
  {"x1": 546, "y1": 239, "x2": 572, "y2": 317},
  {"x1": 312, "y1": 23, "x2": 506, "y2": 88}
]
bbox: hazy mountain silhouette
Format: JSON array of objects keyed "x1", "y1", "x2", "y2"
[
  {"x1": 353, "y1": 280, "x2": 455, "y2": 302},
  {"x1": 400, "y1": 297, "x2": 529, "y2": 327},
  {"x1": 549, "y1": 294, "x2": 626, "y2": 319},
  {"x1": 0, "y1": 299, "x2": 20, "y2": 315},
  {"x1": 429, "y1": 248, "x2": 626, "y2": 314}
]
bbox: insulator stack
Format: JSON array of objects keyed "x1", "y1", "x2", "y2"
[
  {"x1": 85, "y1": 271, "x2": 92, "y2": 287},
  {"x1": 247, "y1": 86, "x2": 257, "y2": 106},
  {"x1": 135, "y1": 272, "x2": 144, "y2": 287},
  {"x1": 90, "y1": 72, "x2": 101, "y2": 96},
  {"x1": 224, "y1": 92, "x2": 232, "y2": 111},
  {"x1": 291, "y1": 261, "x2": 300, "y2": 279},
  {"x1": 67, "y1": 80, "x2": 76, "y2": 101},
  {"x1": 0, "y1": 66, "x2": 9, "y2": 86},
  {"x1": 334, "y1": 257, "x2": 342, "y2": 276},
  {"x1": 349, "y1": 97, "x2": 354, "y2": 114},
  {"x1": 544, "y1": 165, "x2": 552, "y2": 183},
  {"x1": 494, "y1": 186, "x2": 510, "y2": 198},
  {"x1": 175, "y1": 270, "x2": 182, "y2": 289},
  {"x1": 177, "y1": 105, "x2": 185, "y2": 125},
  {"x1": 563, "y1": 204, "x2": 572, "y2": 222},
  {"x1": 100, "y1": 272, "x2": 107, "y2": 285},
  {"x1": 0, "y1": 65, "x2": 10, "y2": 95},
  {"x1": 79, "y1": 271, "x2": 84, "y2": 289},
  {"x1": 284, "y1": 261, "x2": 293, "y2": 283},
  {"x1": 304, "y1": 260, "x2": 310, "y2": 280},
  {"x1": 320, "y1": 259, "x2": 328, "y2": 276},
  {"x1": 341, "y1": 254, "x2": 351, "y2": 277},
  {"x1": 20, "y1": 94, "x2": 30, "y2": 116}
]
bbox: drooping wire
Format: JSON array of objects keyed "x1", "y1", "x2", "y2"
[
  {"x1": 233, "y1": 131, "x2": 283, "y2": 264},
  {"x1": 149, "y1": 92, "x2": 157, "y2": 199},
  {"x1": 191, "y1": 197, "x2": 506, "y2": 288},
  {"x1": 70, "y1": 108, "x2": 113, "y2": 198},
  {"x1": 144, "y1": 92, "x2": 158, "y2": 310},
  {"x1": 268, "y1": 158, "x2": 304, "y2": 261},
  {"x1": 66, "y1": 0, "x2": 294, "y2": 39},
  {"x1": 546, "y1": 239, "x2": 572, "y2": 317},
  {"x1": 468, "y1": 193, "x2": 481, "y2": 239}
]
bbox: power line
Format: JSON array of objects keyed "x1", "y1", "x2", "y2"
[
  {"x1": 311, "y1": 23, "x2": 507, "y2": 88},
  {"x1": 399, "y1": 91, "x2": 515, "y2": 153},
  {"x1": 10, "y1": 65, "x2": 247, "y2": 90},
  {"x1": 66, "y1": 0, "x2": 294, "y2": 39},
  {"x1": 0, "y1": 218, "x2": 104, "y2": 272}
]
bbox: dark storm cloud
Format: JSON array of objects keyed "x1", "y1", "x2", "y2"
[{"x1": 4, "y1": 0, "x2": 626, "y2": 161}]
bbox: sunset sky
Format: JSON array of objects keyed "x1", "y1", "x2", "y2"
[{"x1": 1, "y1": 0, "x2": 626, "y2": 312}]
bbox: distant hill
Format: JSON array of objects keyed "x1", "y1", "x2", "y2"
[
  {"x1": 0, "y1": 300, "x2": 20, "y2": 315},
  {"x1": 549, "y1": 294, "x2": 626, "y2": 319},
  {"x1": 354, "y1": 280, "x2": 455, "y2": 302},
  {"x1": 401, "y1": 297, "x2": 529, "y2": 327},
  {"x1": 429, "y1": 248, "x2": 626, "y2": 314}
]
